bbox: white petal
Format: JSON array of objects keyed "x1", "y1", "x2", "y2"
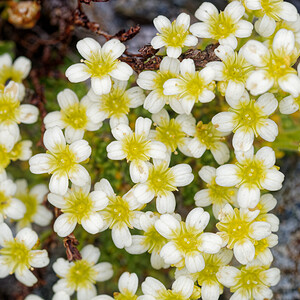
[
  {"x1": 194, "y1": 189, "x2": 212, "y2": 207},
  {"x1": 151, "y1": 36, "x2": 165, "y2": 49},
  {"x1": 257, "y1": 115, "x2": 278, "y2": 141},
  {"x1": 144, "y1": 91, "x2": 165, "y2": 113},
  {"x1": 29, "y1": 250, "x2": 49, "y2": 268},
  {"x1": 255, "y1": 93, "x2": 278, "y2": 115},
  {"x1": 194, "y1": 2, "x2": 219, "y2": 22},
  {"x1": 19, "y1": 104, "x2": 39, "y2": 124},
  {"x1": 278, "y1": 74, "x2": 300, "y2": 97},
  {"x1": 225, "y1": 80, "x2": 245, "y2": 103},
  {"x1": 246, "y1": 70, "x2": 274, "y2": 95},
  {"x1": 216, "y1": 266, "x2": 240, "y2": 287},
  {"x1": 133, "y1": 183, "x2": 155, "y2": 204},
  {"x1": 82, "y1": 213, "x2": 104, "y2": 234},
  {"x1": 137, "y1": 71, "x2": 158, "y2": 90},
  {"x1": 261, "y1": 169, "x2": 284, "y2": 191},
  {"x1": 142, "y1": 277, "x2": 166, "y2": 297},
  {"x1": 16, "y1": 227, "x2": 38, "y2": 249},
  {"x1": 153, "y1": 15, "x2": 171, "y2": 33},
  {"x1": 242, "y1": 40, "x2": 268, "y2": 67},
  {"x1": 273, "y1": 29, "x2": 295, "y2": 55},
  {"x1": 110, "y1": 62, "x2": 133, "y2": 81},
  {"x1": 232, "y1": 127, "x2": 254, "y2": 152},
  {"x1": 211, "y1": 142, "x2": 230, "y2": 165},
  {"x1": 160, "y1": 242, "x2": 182, "y2": 264},
  {"x1": 43, "y1": 127, "x2": 65, "y2": 153},
  {"x1": 54, "y1": 214, "x2": 77, "y2": 237},
  {"x1": 94, "y1": 262, "x2": 113, "y2": 282},
  {"x1": 156, "y1": 192, "x2": 176, "y2": 214},
  {"x1": 130, "y1": 160, "x2": 149, "y2": 183},
  {"x1": 81, "y1": 244, "x2": 100, "y2": 264},
  {"x1": 44, "y1": 111, "x2": 64, "y2": 129},
  {"x1": 180, "y1": 59, "x2": 195, "y2": 76},
  {"x1": 0, "y1": 53, "x2": 12, "y2": 68},
  {"x1": 212, "y1": 112, "x2": 235, "y2": 132},
  {"x1": 77, "y1": 37, "x2": 101, "y2": 60},
  {"x1": 216, "y1": 164, "x2": 240, "y2": 186},
  {"x1": 249, "y1": 221, "x2": 271, "y2": 240},
  {"x1": 15, "y1": 268, "x2": 37, "y2": 287},
  {"x1": 0, "y1": 223, "x2": 13, "y2": 247},
  {"x1": 237, "y1": 184, "x2": 260, "y2": 209},
  {"x1": 125, "y1": 235, "x2": 148, "y2": 254},
  {"x1": 199, "y1": 232, "x2": 222, "y2": 253},
  {"x1": 65, "y1": 63, "x2": 90, "y2": 83},
  {"x1": 69, "y1": 139, "x2": 91, "y2": 162},
  {"x1": 172, "y1": 276, "x2": 194, "y2": 298},
  {"x1": 188, "y1": 138, "x2": 206, "y2": 158},
  {"x1": 235, "y1": 20, "x2": 253, "y2": 37},
  {"x1": 186, "y1": 207, "x2": 209, "y2": 232},
  {"x1": 49, "y1": 172, "x2": 69, "y2": 195},
  {"x1": 166, "y1": 46, "x2": 182, "y2": 59},
  {"x1": 135, "y1": 117, "x2": 152, "y2": 136},
  {"x1": 254, "y1": 15, "x2": 276, "y2": 37},
  {"x1": 155, "y1": 214, "x2": 180, "y2": 239},
  {"x1": 102, "y1": 39, "x2": 125, "y2": 60},
  {"x1": 172, "y1": 164, "x2": 194, "y2": 186},
  {"x1": 91, "y1": 76, "x2": 112, "y2": 95},
  {"x1": 148, "y1": 141, "x2": 167, "y2": 159},
  {"x1": 184, "y1": 34, "x2": 198, "y2": 46},
  {"x1": 13, "y1": 56, "x2": 31, "y2": 78},
  {"x1": 224, "y1": 1, "x2": 245, "y2": 22},
  {"x1": 201, "y1": 281, "x2": 221, "y2": 300},
  {"x1": 112, "y1": 224, "x2": 132, "y2": 248},
  {"x1": 57, "y1": 89, "x2": 79, "y2": 110},
  {"x1": 160, "y1": 56, "x2": 180, "y2": 73},
  {"x1": 163, "y1": 78, "x2": 182, "y2": 95},
  {"x1": 69, "y1": 165, "x2": 90, "y2": 187},
  {"x1": 279, "y1": 95, "x2": 299, "y2": 114},
  {"x1": 65, "y1": 127, "x2": 85, "y2": 144},
  {"x1": 234, "y1": 238, "x2": 255, "y2": 264},
  {"x1": 260, "y1": 268, "x2": 280, "y2": 286},
  {"x1": 119, "y1": 272, "x2": 138, "y2": 295},
  {"x1": 189, "y1": 22, "x2": 212, "y2": 38},
  {"x1": 77, "y1": 285, "x2": 97, "y2": 300},
  {"x1": 277, "y1": 2, "x2": 298, "y2": 22}
]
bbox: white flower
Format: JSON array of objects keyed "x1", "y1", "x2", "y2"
[
  {"x1": 133, "y1": 160, "x2": 193, "y2": 213},
  {"x1": 0, "y1": 81, "x2": 38, "y2": 137},
  {"x1": 29, "y1": 126, "x2": 91, "y2": 195},
  {"x1": 190, "y1": 1, "x2": 253, "y2": 49},
  {"x1": 151, "y1": 13, "x2": 198, "y2": 58},
  {"x1": 141, "y1": 276, "x2": 195, "y2": 300},
  {"x1": 217, "y1": 260, "x2": 280, "y2": 299},
  {"x1": 106, "y1": 117, "x2": 167, "y2": 183},
  {"x1": 175, "y1": 249, "x2": 233, "y2": 300},
  {"x1": 53, "y1": 244, "x2": 113, "y2": 300},
  {"x1": 86, "y1": 80, "x2": 145, "y2": 129},
  {"x1": 137, "y1": 56, "x2": 183, "y2": 114},
  {"x1": 246, "y1": 0, "x2": 298, "y2": 37},
  {"x1": 48, "y1": 183, "x2": 108, "y2": 237},
  {"x1": 15, "y1": 179, "x2": 52, "y2": 230},
  {"x1": 155, "y1": 207, "x2": 222, "y2": 273},
  {"x1": 0, "y1": 223, "x2": 49, "y2": 286},
  {"x1": 93, "y1": 272, "x2": 139, "y2": 300},
  {"x1": 242, "y1": 29, "x2": 300, "y2": 96},
  {"x1": 188, "y1": 121, "x2": 230, "y2": 164},
  {"x1": 125, "y1": 212, "x2": 170, "y2": 270},
  {"x1": 95, "y1": 179, "x2": 143, "y2": 249},
  {"x1": 44, "y1": 89, "x2": 102, "y2": 143},
  {"x1": 0, "y1": 171, "x2": 25, "y2": 221},
  {"x1": 65, "y1": 38, "x2": 133, "y2": 95},
  {"x1": 207, "y1": 44, "x2": 253, "y2": 102},
  {"x1": 216, "y1": 146, "x2": 284, "y2": 208},
  {"x1": 163, "y1": 59, "x2": 215, "y2": 114},
  {"x1": 217, "y1": 204, "x2": 271, "y2": 265},
  {"x1": 0, "y1": 53, "x2": 31, "y2": 86},
  {"x1": 151, "y1": 108, "x2": 195, "y2": 156},
  {"x1": 212, "y1": 91, "x2": 278, "y2": 152},
  {"x1": 194, "y1": 166, "x2": 237, "y2": 219}
]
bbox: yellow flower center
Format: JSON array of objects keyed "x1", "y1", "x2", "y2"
[
  {"x1": 121, "y1": 133, "x2": 151, "y2": 162},
  {"x1": 181, "y1": 73, "x2": 206, "y2": 101},
  {"x1": 114, "y1": 291, "x2": 138, "y2": 300},
  {"x1": 153, "y1": 71, "x2": 176, "y2": 97},
  {"x1": 216, "y1": 208, "x2": 253, "y2": 248},
  {"x1": 48, "y1": 145, "x2": 77, "y2": 176},
  {"x1": 208, "y1": 12, "x2": 237, "y2": 39},
  {"x1": 0, "y1": 65, "x2": 23, "y2": 85},
  {"x1": 0, "y1": 93, "x2": 20, "y2": 124},
  {"x1": 66, "y1": 259, "x2": 97, "y2": 289},
  {"x1": 158, "y1": 289, "x2": 186, "y2": 300},
  {"x1": 231, "y1": 265, "x2": 268, "y2": 293},
  {"x1": 104, "y1": 195, "x2": 132, "y2": 228},
  {"x1": 254, "y1": 237, "x2": 269, "y2": 255},
  {"x1": 231, "y1": 100, "x2": 266, "y2": 136},
  {"x1": 174, "y1": 222, "x2": 201, "y2": 254},
  {"x1": 263, "y1": 50, "x2": 297, "y2": 82},
  {"x1": 208, "y1": 178, "x2": 235, "y2": 206},
  {"x1": 195, "y1": 122, "x2": 222, "y2": 149},
  {"x1": 223, "y1": 54, "x2": 252, "y2": 83},
  {"x1": 143, "y1": 225, "x2": 168, "y2": 253},
  {"x1": 236, "y1": 158, "x2": 267, "y2": 188},
  {"x1": 196, "y1": 254, "x2": 221, "y2": 285},
  {"x1": 147, "y1": 163, "x2": 177, "y2": 196},
  {"x1": 0, "y1": 240, "x2": 30, "y2": 272},
  {"x1": 100, "y1": 87, "x2": 130, "y2": 117},
  {"x1": 0, "y1": 144, "x2": 11, "y2": 170},
  {"x1": 17, "y1": 194, "x2": 38, "y2": 226},
  {"x1": 61, "y1": 103, "x2": 88, "y2": 130},
  {"x1": 84, "y1": 51, "x2": 118, "y2": 78},
  {"x1": 160, "y1": 21, "x2": 189, "y2": 47},
  {"x1": 62, "y1": 190, "x2": 93, "y2": 223},
  {"x1": 259, "y1": 0, "x2": 282, "y2": 20},
  {"x1": 155, "y1": 119, "x2": 186, "y2": 152}
]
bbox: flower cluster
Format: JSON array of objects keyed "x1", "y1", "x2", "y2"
[{"x1": 2, "y1": 0, "x2": 300, "y2": 298}]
